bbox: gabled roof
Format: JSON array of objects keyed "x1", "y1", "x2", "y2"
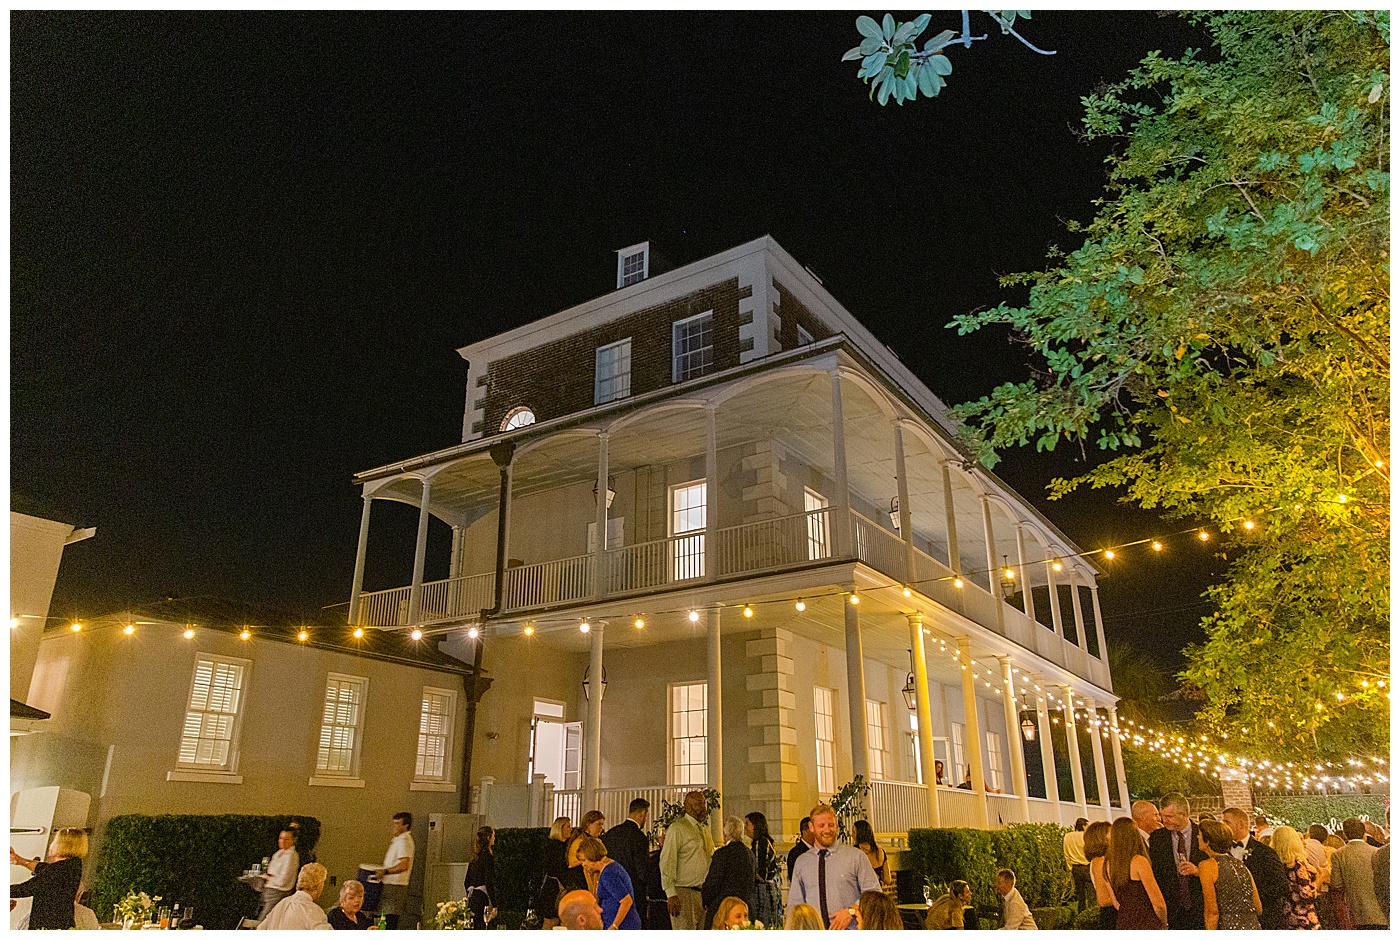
[{"x1": 63, "y1": 595, "x2": 478, "y2": 678}]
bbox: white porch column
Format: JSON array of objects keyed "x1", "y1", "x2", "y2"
[
  {"x1": 1068, "y1": 570, "x2": 1090, "y2": 654},
  {"x1": 1085, "y1": 696, "x2": 1112, "y2": 811},
  {"x1": 1108, "y1": 705, "x2": 1131, "y2": 808},
  {"x1": 1046, "y1": 560, "x2": 1065, "y2": 640},
  {"x1": 705, "y1": 405, "x2": 719, "y2": 582},
  {"x1": 705, "y1": 607, "x2": 723, "y2": 839},
  {"x1": 1034, "y1": 676, "x2": 1060, "y2": 808},
  {"x1": 940, "y1": 461, "x2": 961, "y2": 573},
  {"x1": 893, "y1": 418, "x2": 915, "y2": 582},
  {"x1": 907, "y1": 613, "x2": 940, "y2": 827},
  {"x1": 1060, "y1": 685, "x2": 1089, "y2": 810},
  {"x1": 999, "y1": 657, "x2": 1030, "y2": 820},
  {"x1": 347, "y1": 492, "x2": 374, "y2": 625},
  {"x1": 449, "y1": 524, "x2": 463, "y2": 580},
  {"x1": 593, "y1": 432, "x2": 609, "y2": 600},
  {"x1": 583, "y1": 620, "x2": 605, "y2": 808},
  {"x1": 1015, "y1": 525, "x2": 1035, "y2": 622},
  {"x1": 831, "y1": 369, "x2": 851, "y2": 558},
  {"x1": 957, "y1": 638, "x2": 990, "y2": 828},
  {"x1": 1091, "y1": 584, "x2": 1110, "y2": 662},
  {"x1": 845, "y1": 595, "x2": 869, "y2": 779},
  {"x1": 979, "y1": 495, "x2": 999, "y2": 594},
  {"x1": 406, "y1": 476, "x2": 433, "y2": 626}
]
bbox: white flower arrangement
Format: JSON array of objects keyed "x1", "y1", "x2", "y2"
[
  {"x1": 430, "y1": 897, "x2": 475, "y2": 930},
  {"x1": 113, "y1": 891, "x2": 161, "y2": 926}
]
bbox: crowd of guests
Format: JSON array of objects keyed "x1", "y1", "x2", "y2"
[{"x1": 1063, "y1": 793, "x2": 1390, "y2": 930}]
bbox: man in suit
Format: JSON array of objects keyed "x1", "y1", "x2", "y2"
[
  {"x1": 786, "y1": 816, "x2": 814, "y2": 881},
  {"x1": 602, "y1": 798, "x2": 651, "y2": 928},
  {"x1": 1222, "y1": 807, "x2": 1287, "y2": 929},
  {"x1": 1331, "y1": 817, "x2": 1387, "y2": 928},
  {"x1": 1148, "y1": 793, "x2": 1207, "y2": 929},
  {"x1": 1132, "y1": 800, "x2": 1162, "y2": 848}
]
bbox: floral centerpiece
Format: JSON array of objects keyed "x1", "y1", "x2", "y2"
[
  {"x1": 729, "y1": 918, "x2": 777, "y2": 929},
  {"x1": 430, "y1": 897, "x2": 475, "y2": 930},
  {"x1": 113, "y1": 891, "x2": 161, "y2": 927}
]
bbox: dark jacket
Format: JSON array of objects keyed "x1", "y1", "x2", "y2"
[
  {"x1": 1239, "y1": 837, "x2": 1288, "y2": 930},
  {"x1": 604, "y1": 819, "x2": 651, "y2": 926},
  {"x1": 1148, "y1": 824, "x2": 1208, "y2": 930},
  {"x1": 787, "y1": 839, "x2": 811, "y2": 881},
  {"x1": 327, "y1": 906, "x2": 372, "y2": 929},
  {"x1": 11, "y1": 856, "x2": 82, "y2": 930},
  {"x1": 701, "y1": 841, "x2": 755, "y2": 929},
  {"x1": 465, "y1": 851, "x2": 496, "y2": 929}
]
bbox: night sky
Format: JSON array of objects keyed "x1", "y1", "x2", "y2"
[{"x1": 12, "y1": 11, "x2": 1225, "y2": 669}]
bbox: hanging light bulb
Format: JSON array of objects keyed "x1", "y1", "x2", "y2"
[
  {"x1": 953, "y1": 577, "x2": 964, "y2": 589},
  {"x1": 9, "y1": 617, "x2": 19, "y2": 629},
  {"x1": 1243, "y1": 520, "x2": 1255, "y2": 530},
  {"x1": 903, "y1": 586, "x2": 913, "y2": 598},
  {"x1": 299, "y1": 630, "x2": 310, "y2": 642},
  {"x1": 352, "y1": 627, "x2": 364, "y2": 639},
  {"x1": 634, "y1": 617, "x2": 646, "y2": 629},
  {"x1": 1104, "y1": 549, "x2": 1115, "y2": 560},
  {"x1": 848, "y1": 593, "x2": 860, "y2": 605},
  {"x1": 239, "y1": 629, "x2": 251, "y2": 641},
  {"x1": 523, "y1": 624, "x2": 535, "y2": 636},
  {"x1": 579, "y1": 621, "x2": 590, "y2": 634},
  {"x1": 468, "y1": 626, "x2": 481, "y2": 639},
  {"x1": 123, "y1": 624, "x2": 135, "y2": 636},
  {"x1": 795, "y1": 598, "x2": 806, "y2": 612},
  {"x1": 70, "y1": 622, "x2": 82, "y2": 633},
  {"x1": 409, "y1": 629, "x2": 422, "y2": 641},
  {"x1": 183, "y1": 627, "x2": 195, "y2": 640},
  {"x1": 689, "y1": 609, "x2": 700, "y2": 623},
  {"x1": 742, "y1": 605, "x2": 754, "y2": 618},
  {"x1": 1198, "y1": 530, "x2": 1210, "y2": 541},
  {"x1": 1152, "y1": 541, "x2": 1163, "y2": 551},
  {"x1": 1051, "y1": 559, "x2": 1062, "y2": 571}
]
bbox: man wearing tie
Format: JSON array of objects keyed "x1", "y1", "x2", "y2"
[
  {"x1": 1148, "y1": 794, "x2": 1207, "y2": 929},
  {"x1": 1222, "y1": 807, "x2": 1287, "y2": 929},
  {"x1": 786, "y1": 804, "x2": 880, "y2": 930}
]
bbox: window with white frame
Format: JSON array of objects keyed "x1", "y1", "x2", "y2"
[
  {"x1": 317, "y1": 674, "x2": 369, "y2": 776},
  {"x1": 669, "y1": 480, "x2": 706, "y2": 580},
  {"x1": 804, "y1": 488, "x2": 830, "y2": 560},
  {"x1": 594, "y1": 339, "x2": 632, "y2": 404},
  {"x1": 985, "y1": 730, "x2": 1006, "y2": 791},
  {"x1": 865, "y1": 699, "x2": 889, "y2": 780},
  {"x1": 815, "y1": 687, "x2": 836, "y2": 795},
  {"x1": 617, "y1": 245, "x2": 648, "y2": 288},
  {"x1": 415, "y1": 687, "x2": 456, "y2": 781},
  {"x1": 177, "y1": 653, "x2": 250, "y2": 772},
  {"x1": 797, "y1": 324, "x2": 814, "y2": 346},
  {"x1": 669, "y1": 682, "x2": 708, "y2": 786},
  {"x1": 905, "y1": 712, "x2": 922, "y2": 784},
  {"x1": 672, "y1": 312, "x2": 714, "y2": 382},
  {"x1": 950, "y1": 722, "x2": 967, "y2": 785},
  {"x1": 501, "y1": 406, "x2": 535, "y2": 431}
]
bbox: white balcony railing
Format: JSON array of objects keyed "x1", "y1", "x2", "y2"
[
  {"x1": 717, "y1": 508, "x2": 832, "y2": 576},
  {"x1": 868, "y1": 779, "x2": 931, "y2": 838},
  {"x1": 420, "y1": 573, "x2": 496, "y2": 623},
  {"x1": 551, "y1": 785, "x2": 693, "y2": 830},
  {"x1": 607, "y1": 533, "x2": 705, "y2": 595},
  {"x1": 503, "y1": 554, "x2": 594, "y2": 611},
  {"x1": 851, "y1": 511, "x2": 906, "y2": 581},
  {"x1": 356, "y1": 585, "x2": 411, "y2": 627}
]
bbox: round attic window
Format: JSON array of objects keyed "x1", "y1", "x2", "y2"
[{"x1": 501, "y1": 407, "x2": 536, "y2": 431}]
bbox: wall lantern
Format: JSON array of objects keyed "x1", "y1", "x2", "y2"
[
  {"x1": 593, "y1": 476, "x2": 617, "y2": 509},
  {"x1": 1021, "y1": 714, "x2": 1038, "y2": 742},
  {"x1": 582, "y1": 665, "x2": 608, "y2": 702},
  {"x1": 901, "y1": 650, "x2": 918, "y2": 711},
  {"x1": 889, "y1": 496, "x2": 901, "y2": 530}
]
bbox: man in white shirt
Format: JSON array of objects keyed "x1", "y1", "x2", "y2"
[
  {"x1": 257, "y1": 829, "x2": 300, "y2": 919},
  {"x1": 995, "y1": 869, "x2": 1038, "y2": 930},
  {"x1": 659, "y1": 790, "x2": 715, "y2": 930},
  {"x1": 1132, "y1": 800, "x2": 1162, "y2": 848},
  {"x1": 258, "y1": 863, "x2": 332, "y2": 931},
  {"x1": 373, "y1": 812, "x2": 415, "y2": 929}
]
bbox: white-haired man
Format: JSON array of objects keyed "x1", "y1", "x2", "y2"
[{"x1": 257, "y1": 862, "x2": 332, "y2": 930}]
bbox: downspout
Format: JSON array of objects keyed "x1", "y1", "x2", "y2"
[{"x1": 459, "y1": 439, "x2": 515, "y2": 814}]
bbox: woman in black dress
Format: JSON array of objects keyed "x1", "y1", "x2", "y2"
[
  {"x1": 701, "y1": 817, "x2": 754, "y2": 930},
  {"x1": 10, "y1": 827, "x2": 86, "y2": 930},
  {"x1": 464, "y1": 826, "x2": 496, "y2": 929},
  {"x1": 745, "y1": 812, "x2": 781, "y2": 928}
]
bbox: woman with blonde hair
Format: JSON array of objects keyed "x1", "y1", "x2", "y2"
[
  {"x1": 576, "y1": 836, "x2": 641, "y2": 930},
  {"x1": 785, "y1": 903, "x2": 824, "y2": 929},
  {"x1": 1083, "y1": 820, "x2": 1116, "y2": 929},
  {"x1": 856, "y1": 890, "x2": 904, "y2": 929},
  {"x1": 538, "y1": 816, "x2": 573, "y2": 926},
  {"x1": 1271, "y1": 826, "x2": 1319, "y2": 929},
  {"x1": 711, "y1": 897, "x2": 750, "y2": 929},
  {"x1": 9, "y1": 827, "x2": 88, "y2": 930},
  {"x1": 1105, "y1": 816, "x2": 1167, "y2": 928}
]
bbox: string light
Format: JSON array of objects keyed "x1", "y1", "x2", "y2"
[
  {"x1": 1242, "y1": 520, "x2": 1255, "y2": 530},
  {"x1": 1103, "y1": 549, "x2": 1115, "y2": 560},
  {"x1": 742, "y1": 605, "x2": 754, "y2": 618},
  {"x1": 123, "y1": 624, "x2": 135, "y2": 636},
  {"x1": 239, "y1": 629, "x2": 251, "y2": 641},
  {"x1": 689, "y1": 609, "x2": 700, "y2": 623},
  {"x1": 1198, "y1": 530, "x2": 1210, "y2": 541},
  {"x1": 299, "y1": 630, "x2": 311, "y2": 642},
  {"x1": 578, "y1": 621, "x2": 590, "y2": 634},
  {"x1": 468, "y1": 626, "x2": 481, "y2": 639},
  {"x1": 795, "y1": 599, "x2": 806, "y2": 612},
  {"x1": 408, "y1": 629, "x2": 421, "y2": 641},
  {"x1": 954, "y1": 577, "x2": 964, "y2": 588},
  {"x1": 70, "y1": 622, "x2": 83, "y2": 633},
  {"x1": 522, "y1": 624, "x2": 535, "y2": 636},
  {"x1": 634, "y1": 617, "x2": 646, "y2": 629},
  {"x1": 10, "y1": 618, "x2": 19, "y2": 629},
  {"x1": 183, "y1": 627, "x2": 195, "y2": 639},
  {"x1": 903, "y1": 587, "x2": 913, "y2": 597},
  {"x1": 848, "y1": 593, "x2": 860, "y2": 605},
  {"x1": 1151, "y1": 541, "x2": 1163, "y2": 551},
  {"x1": 352, "y1": 627, "x2": 364, "y2": 639}
]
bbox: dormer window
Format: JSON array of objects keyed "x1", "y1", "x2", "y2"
[
  {"x1": 501, "y1": 407, "x2": 536, "y2": 431},
  {"x1": 616, "y1": 242, "x2": 650, "y2": 288}
]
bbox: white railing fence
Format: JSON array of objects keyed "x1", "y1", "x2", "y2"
[
  {"x1": 355, "y1": 585, "x2": 411, "y2": 627},
  {"x1": 607, "y1": 534, "x2": 704, "y2": 594},
  {"x1": 419, "y1": 572, "x2": 495, "y2": 624},
  {"x1": 869, "y1": 779, "x2": 931, "y2": 838},
  {"x1": 851, "y1": 511, "x2": 907, "y2": 581},
  {"x1": 551, "y1": 785, "x2": 693, "y2": 832},
  {"x1": 716, "y1": 509, "x2": 830, "y2": 576},
  {"x1": 503, "y1": 554, "x2": 594, "y2": 611}
]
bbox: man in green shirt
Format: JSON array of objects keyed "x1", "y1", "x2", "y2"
[{"x1": 659, "y1": 791, "x2": 715, "y2": 930}]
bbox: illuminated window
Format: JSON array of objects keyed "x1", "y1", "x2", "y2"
[
  {"x1": 804, "y1": 488, "x2": 830, "y2": 560},
  {"x1": 177, "y1": 654, "x2": 250, "y2": 772},
  {"x1": 669, "y1": 682, "x2": 708, "y2": 785},
  {"x1": 501, "y1": 407, "x2": 535, "y2": 431},
  {"x1": 865, "y1": 699, "x2": 889, "y2": 780},
  {"x1": 415, "y1": 687, "x2": 456, "y2": 781},
  {"x1": 669, "y1": 480, "x2": 707, "y2": 580},
  {"x1": 317, "y1": 674, "x2": 369, "y2": 776},
  {"x1": 617, "y1": 244, "x2": 649, "y2": 288},
  {"x1": 905, "y1": 712, "x2": 922, "y2": 784},
  {"x1": 986, "y1": 730, "x2": 1006, "y2": 791},
  {"x1": 815, "y1": 687, "x2": 836, "y2": 795}
]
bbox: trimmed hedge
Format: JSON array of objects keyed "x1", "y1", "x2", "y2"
[
  {"x1": 906, "y1": 823, "x2": 1072, "y2": 912},
  {"x1": 1255, "y1": 794, "x2": 1388, "y2": 830},
  {"x1": 493, "y1": 827, "x2": 551, "y2": 916},
  {"x1": 92, "y1": 814, "x2": 320, "y2": 930}
]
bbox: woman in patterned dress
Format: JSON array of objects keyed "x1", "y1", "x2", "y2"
[
  {"x1": 1198, "y1": 820, "x2": 1262, "y2": 929},
  {"x1": 1271, "y1": 827, "x2": 1320, "y2": 929}
]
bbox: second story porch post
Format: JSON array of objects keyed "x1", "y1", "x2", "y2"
[
  {"x1": 1090, "y1": 584, "x2": 1110, "y2": 664},
  {"x1": 347, "y1": 491, "x2": 374, "y2": 625},
  {"x1": 1015, "y1": 524, "x2": 1036, "y2": 622},
  {"x1": 956, "y1": 637, "x2": 990, "y2": 828},
  {"x1": 940, "y1": 461, "x2": 961, "y2": 575},
  {"x1": 706, "y1": 606, "x2": 723, "y2": 840},
  {"x1": 893, "y1": 418, "x2": 915, "y2": 582},
  {"x1": 705, "y1": 404, "x2": 718, "y2": 582},
  {"x1": 1045, "y1": 559, "x2": 1065, "y2": 641},
  {"x1": 1085, "y1": 696, "x2": 1112, "y2": 811},
  {"x1": 1069, "y1": 570, "x2": 1091, "y2": 656},
  {"x1": 906, "y1": 613, "x2": 940, "y2": 827},
  {"x1": 583, "y1": 619, "x2": 605, "y2": 809},
  {"x1": 593, "y1": 432, "x2": 609, "y2": 601},
  {"x1": 406, "y1": 474, "x2": 434, "y2": 626},
  {"x1": 1060, "y1": 685, "x2": 1089, "y2": 812},
  {"x1": 830, "y1": 367, "x2": 851, "y2": 559},
  {"x1": 1107, "y1": 705, "x2": 1131, "y2": 808},
  {"x1": 844, "y1": 592, "x2": 869, "y2": 781},
  {"x1": 998, "y1": 656, "x2": 1031, "y2": 819},
  {"x1": 1033, "y1": 674, "x2": 1060, "y2": 809}
]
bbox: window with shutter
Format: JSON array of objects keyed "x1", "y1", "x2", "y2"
[
  {"x1": 415, "y1": 687, "x2": 456, "y2": 781},
  {"x1": 177, "y1": 654, "x2": 250, "y2": 772},
  {"x1": 317, "y1": 674, "x2": 369, "y2": 777}
]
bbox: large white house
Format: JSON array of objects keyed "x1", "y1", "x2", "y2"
[{"x1": 347, "y1": 236, "x2": 1132, "y2": 841}]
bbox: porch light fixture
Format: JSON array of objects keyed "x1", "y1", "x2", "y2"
[
  {"x1": 901, "y1": 650, "x2": 917, "y2": 711},
  {"x1": 742, "y1": 605, "x2": 754, "y2": 618},
  {"x1": 579, "y1": 621, "x2": 590, "y2": 634},
  {"x1": 888, "y1": 496, "x2": 901, "y2": 530},
  {"x1": 1021, "y1": 714, "x2": 1038, "y2": 742},
  {"x1": 593, "y1": 476, "x2": 617, "y2": 509},
  {"x1": 795, "y1": 598, "x2": 806, "y2": 612},
  {"x1": 688, "y1": 609, "x2": 700, "y2": 623},
  {"x1": 582, "y1": 665, "x2": 607, "y2": 701}
]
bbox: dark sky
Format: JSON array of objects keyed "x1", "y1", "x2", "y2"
[{"x1": 12, "y1": 11, "x2": 1224, "y2": 669}]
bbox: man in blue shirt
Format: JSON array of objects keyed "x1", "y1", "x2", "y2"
[{"x1": 786, "y1": 805, "x2": 880, "y2": 930}]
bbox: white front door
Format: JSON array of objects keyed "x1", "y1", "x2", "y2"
[{"x1": 530, "y1": 718, "x2": 583, "y2": 790}]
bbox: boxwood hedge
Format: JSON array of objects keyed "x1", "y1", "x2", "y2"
[{"x1": 905, "y1": 822, "x2": 1071, "y2": 913}]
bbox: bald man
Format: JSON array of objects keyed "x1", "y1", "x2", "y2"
[
  {"x1": 1132, "y1": 801, "x2": 1162, "y2": 847},
  {"x1": 559, "y1": 890, "x2": 604, "y2": 930}
]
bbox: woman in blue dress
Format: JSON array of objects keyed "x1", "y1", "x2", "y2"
[{"x1": 577, "y1": 836, "x2": 642, "y2": 929}]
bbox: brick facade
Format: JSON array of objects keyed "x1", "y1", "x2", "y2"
[
  {"x1": 774, "y1": 280, "x2": 833, "y2": 351},
  {"x1": 475, "y1": 279, "x2": 750, "y2": 436}
]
